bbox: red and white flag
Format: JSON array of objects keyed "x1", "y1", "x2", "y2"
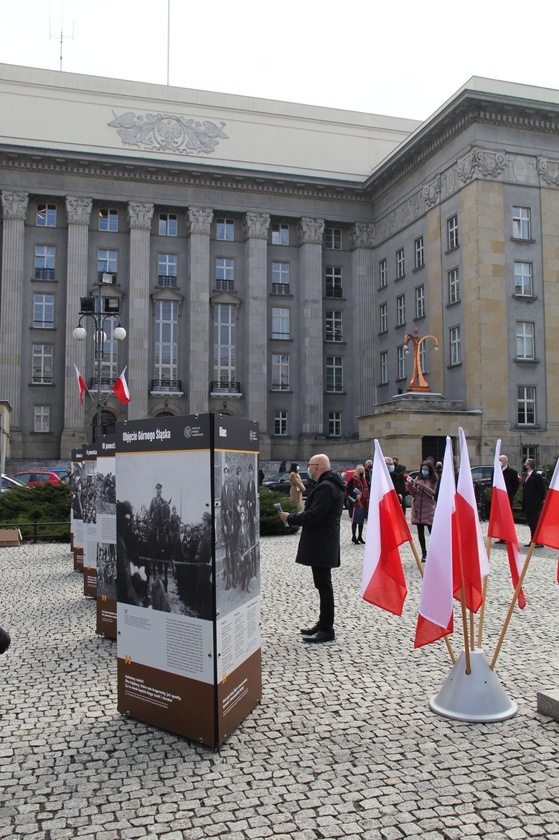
[
  {"x1": 534, "y1": 457, "x2": 559, "y2": 555},
  {"x1": 488, "y1": 440, "x2": 526, "y2": 609},
  {"x1": 454, "y1": 427, "x2": 489, "y2": 613},
  {"x1": 112, "y1": 367, "x2": 131, "y2": 405},
  {"x1": 73, "y1": 364, "x2": 87, "y2": 405},
  {"x1": 361, "y1": 439, "x2": 411, "y2": 616},
  {"x1": 414, "y1": 436, "x2": 457, "y2": 648}
]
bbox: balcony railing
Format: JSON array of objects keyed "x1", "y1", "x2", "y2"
[
  {"x1": 97, "y1": 271, "x2": 117, "y2": 284},
  {"x1": 151, "y1": 379, "x2": 182, "y2": 392},
  {"x1": 34, "y1": 268, "x2": 55, "y2": 281},
  {"x1": 325, "y1": 284, "x2": 343, "y2": 298},
  {"x1": 325, "y1": 330, "x2": 344, "y2": 342},
  {"x1": 210, "y1": 380, "x2": 241, "y2": 394},
  {"x1": 88, "y1": 377, "x2": 115, "y2": 392},
  {"x1": 272, "y1": 283, "x2": 290, "y2": 295},
  {"x1": 158, "y1": 275, "x2": 177, "y2": 288},
  {"x1": 215, "y1": 279, "x2": 234, "y2": 292}
]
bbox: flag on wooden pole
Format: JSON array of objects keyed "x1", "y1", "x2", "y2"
[{"x1": 488, "y1": 440, "x2": 526, "y2": 609}]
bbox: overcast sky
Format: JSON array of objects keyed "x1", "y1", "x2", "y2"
[{"x1": 1, "y1": 0, "x2": 558, "y2": 121}]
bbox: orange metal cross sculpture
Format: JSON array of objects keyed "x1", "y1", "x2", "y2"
[{"x1": 404, "y1": 327, "x2": 439, "y2": 392}]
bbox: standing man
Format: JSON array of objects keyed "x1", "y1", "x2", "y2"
[
  {"x1": 385, "y1": 456, "x2": 407, "y2": 516},
  {"x1": 499, "y1": 455, "x2": 519, "y2": 509},
  {"x1": 280, "y1": 454, "x2": 345, "y2": 644},
  {"x1": 364, "y1": 459, "x2": 373, "y2": 490},
  {"x1": 522, "y1": 458, "x2": 546, "y2": 547}
]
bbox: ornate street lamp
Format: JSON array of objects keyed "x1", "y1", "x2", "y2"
[
  {"x1": 73, "y1": 273, "x2": 126, "y2": 440},
  {"x1": 403, "y1": 327, "x2": 439, "y2": 393}
]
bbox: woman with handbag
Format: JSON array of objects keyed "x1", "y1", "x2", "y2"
[
  {"x1": 346, "y1": 464, "x2": 369, "y2": 544},
  {"x1": 289, "y1": 462, "x2": 306, "y2": 511}
]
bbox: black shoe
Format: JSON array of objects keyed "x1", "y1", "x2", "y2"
[
  {"x1": 0, "y1": 627, "x2": 11, "y2": 655},
  {"x1": 536, "y1": 544, "x2": 544, "y2": 548},
  {"x1": 358, "y1": 537, "x2": 365, "y2": 544},
  {"x1": 300, "y1": 623, "x2": 320, "y2": 636},
  {"x1": 421, "y1": 555, "x2": 426, "y2": 563},
  {"x1": 496, "y1": 539, "x2": 506, "y2": 544},
  {"x1": 524, "y1": 543, "x2": 532, "y2": 547},
  {"x1": 351, "y1": 536, "x2": 358, "y2": 544},
  {"x1": 303, "y1": 630, "x2": 335, "y2": 644}
]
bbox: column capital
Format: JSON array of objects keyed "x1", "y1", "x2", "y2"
[
  {"x1": 349, "y1": 222, "x2": 375, "y2": 250},
  {"x1": 65, "y1": 196, "x2": 93, "y2": 225},
  {"x1": 1, "y1": 191, "x2": 28, "y2": 221},
  {"x1": 187, "y1": 207, "x2": 214, "y2": 235},
  {"x1": 242, "y1": 212, "x2": 271, "y2": 240},
  {"x1": 127, "y1": 202, "x2": 155, "y2": 230},
  {"x1": 297, "y1": 217, "x2": 324, "y2": 245}
]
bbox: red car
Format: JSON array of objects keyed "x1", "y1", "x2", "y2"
[
  {"x1": 336, "y1": 469, "x2": 356, "y2": 509},
  {"x1": 11, "y1": 470, "x2": 63, "y2": 486}
]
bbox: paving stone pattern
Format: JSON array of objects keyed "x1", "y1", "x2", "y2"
[{"x1": 1, "y1": 518, "x2": 559, "y2": 839}]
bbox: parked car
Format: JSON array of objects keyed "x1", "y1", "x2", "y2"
[
  {"x1": 261, "y1": 470, "x2": 311, "y2": 496},
  {"x1": 1, "y1": 473, "x2": 28, "y2": 492},
  {"x1": 470, "y1": 465, "x2": 494, "y2": 482},
  {"x1": 11, "y1": 470, "x2": 63, "y2": 486}
]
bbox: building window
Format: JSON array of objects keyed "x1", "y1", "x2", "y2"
[
  {"x1": 396, "y1": 294, "x2": 406, "y2": 327},
  {"x1": 325, "y1": 311, "x2": 343, "y2": 342},
  {"x1": 328, "y1": 411, "x2": 342, "y2": 437},
  {"x1": 34, "y1": 405, "x2": 50, "y2": 433},
  {"x1": 448, "y1": 268, "x2": 460, "y2": 304},
  {"x1": 272, "y1": 223, "x2": 289, "y2": 245},
  {"x1": 326, "y1": 357, "x2": 343, "y2": 393},
  {"x1": 99, "y1": 208, "x2": 118, "y2": 232},
  {"x1": 154, "y1": 300, "x2": 178, "y2": 386},
  {"x1": 32, "y1": 344, "x2": 53, "y2": 384},
  {"x1": 159, "y1": 213, "x2": 178, "y2": 236},
  {"x1": 272, "y1": 307, "x2": 290, "y2": 340},
  {"x1": 414, "y1": 236, "x2": 425, "y2": 269},
  {"x1": 34, "y1": 246, "x2": 56, "y2": 280},
  {"x1": 419, "y1": 342, "x2": 427, "y2": 374},
  {"x1": 213, "y1": 303, "x2": 236, "y2": 387},
  {"x1": 215, "y1": 258, "x2": 234, "y2": 291},
  {"x1": 325, "y1": 228, "x2": 342, "y2": 250},
  {"x1": 271, "y1": 262, "x2": 290, "y2": 295},
  {"x1": 380, "y1": 350, "x2": 388, "y2": 384},
  {"x1": 33, "y1": 293, "x2": 54, "y2": 329},
  {"x1": 36, "y1": 203, "x2": 56, "y2": 227},
  {"x1": 379, "y1": 259, "x2": 387, "y2": 288},
  {"x1": 274, "y1": 411, "x2": 288, "y2": 436},
  {"x1": 449, "y1": 326, "x2": 461, "y2": 366},
  {"x1": 517, "y1": 386, "x2": 536, "y2": 425},
  {"x1": 513, "y1": 206, "x2": 531, "y2": 240},
  {"x1": 415, "y1": 285, "x2": 425, "y2": 319},
  {"x1": 216, "y1": 218, "x2": 234, "y2": 241},
  {"x1": 96, "y1": 320, "x2": 120, "y2": 385},
  {"x1": 325, "y1": 266, "x2": 342, "y2": 298},
  {"x1": 396, "y1": 248, "x2": 405, "y2": 279},
  {"x1": 514, "y1": 261, "x2": 533, "y2": 297},
  {"x1": 271, "y1": 354, "x2": 290, "y2": 391},
  {"x1": 379, "y1": 302, "x2": 388, "y2": 334},
  {"x1": 397, "y1": 346, "x2": 406, "y2": 380},
  {"x1": 447, "y1": 215, "x2": 459, "y2": 250},
  {"x1": 97, "y1": 250, "x2": 118, "y2": 281},
  {"x1": 516, "y1": 321, "x2": 535, "y2": 360},
  {"x1": 158, "y1": 254, "x2": 177, "y2": 287}
]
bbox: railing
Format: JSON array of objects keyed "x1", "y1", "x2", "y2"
[
  {"x1": 87, "y1": 377, "x2": 115, "y2": 391},
  {"x1": 34, "y1": 268, "x2": 55, "y2": 281},
  {"x1": 158, "y1": 275, "x2": 177, "y2": 287},
  {"x1": 325, "y1": 284, "x2": 343, "y2": 298},
  {"x1": 210, "y1": 380, "x2": 241, "y2": 394},
  {"x1": 151, "y1": 379, "x2": 182, "y2": 392},
  {"x1": 272, "y1": 283, "x2": 290, "y2": 295},
  {"x1": 0, "y1": 520, "x2": 70, "y2": 543},
  {"x1": 215, "y1": 279, "x2": 234, "y2": 292}
]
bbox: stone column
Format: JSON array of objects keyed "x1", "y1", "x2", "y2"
[
  {"x1": 297, "y1": 217, "x2": 325, "y2": 437},
  {"x1": 187, "y1": 207, "x2": 213, "y2": 414},
  {"x1": 349, "y1": 223, "x2": 375, "y2": 417},
  {"x1": 61, "y1": 197, "x2": 93, "y2": 455},
  {"x1": 0, "y1": 191, "x2": 29, "y2": 455},
  {"x1": 127, "y1": 202, "x2": 154, "y2": 422},
  {"x1": 242, "y1": 212, "x2": 271, "y2": 432}
]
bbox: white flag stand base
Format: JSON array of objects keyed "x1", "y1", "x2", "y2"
[{"x1": 429, "y1": 649, "x2": 518, "y2": 722}]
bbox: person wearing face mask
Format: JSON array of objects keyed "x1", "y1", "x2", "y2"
[
  {"x1": 406, "y1": 461, "x2": 438, "y2": 561},
  {"x1": 385, "y1": 456, "x2": 407, "y2": 515},
  {"x1": 289, "y1": 462, "x2": 305, "y2": 512}
]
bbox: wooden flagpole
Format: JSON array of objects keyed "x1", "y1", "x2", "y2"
[
  {"x1": 476, "y1": 534, "x2": 492, "y2": 649},
  {"x1": 490, "y1": 542, "x2": 535, "y2": 670}
]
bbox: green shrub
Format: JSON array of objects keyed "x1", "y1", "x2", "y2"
[
  {"x1": 259, "y1": 488, "x2": 300, "y2": 536},
  {"x1": 0, "y1": 482, "x2": 71, "y2": 540}
]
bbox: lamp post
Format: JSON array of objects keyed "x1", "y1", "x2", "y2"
[
  {"x1": 403, "y1": 327, "x2": 439, "y2": 393},
  {"x1": 73, "y1": 273, "x2": 126, "y2": 441}
]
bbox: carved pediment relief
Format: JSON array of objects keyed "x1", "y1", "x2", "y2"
[
  {"x1": 457, "y1": 147, "x2": 506, "y2": 184},
  {"x1": 538, "y1": 157, "x2": 559, "y2": 187},
  {"x1": 108, "y1": 111, "x2": 229, "y2": 156}
]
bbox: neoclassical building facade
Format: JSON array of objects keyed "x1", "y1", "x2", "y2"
[{"x1": 1, "y1": 65, "x2": 559, "y2": 467}]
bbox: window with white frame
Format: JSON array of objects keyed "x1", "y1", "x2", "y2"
[
  {"x1": 325, "y1": 228, "x2": 342, "y2": 250},
  {"x1": 328, "y1": 411, "x2": 342, "y2": 437},
  {"x1": 447, "y1": 215, "x2": 459, "y2": 250},
  {"x1": 274, "y1": 410, "x2": 288, "y2": 436},
  {"x1": 379, "y1": 302, "x2": 388, "y2": 333},
  {"x1": 97, "y1": 250, "x2": 118, "y2": 280},
  {"x1": 154, "y1": 300, "x2": 178, "y2": 385},
  {"x1": 159, "y1": 213, "x2": 178, "y2": 236},
  {"x1": 271, "y1": 354, "x2": 290, "y2": 391},
  {"x1": 449, "y1": 326, "x2": 461, "y2": 365},
  {"x1": 326, "y1": 357, "x2": 343, "y2": 392},
  {"x1": 215, "y1": 258, "x2": 234, "y2": 291},
  {"x1": 396, "y1": 248, "x2": 405, "y2": 279},
  {"x1": 379, "y1": 258, "x2": 387, "y2": 288},
  {"x1": 34, "y1": 405, "x2": 50, "y2": 433},
  {"x1": 272, "y1": 223, "x2": 289, "y2": 245},
  {"x1": 97, "y1": 319, "x2": 120, "y2": 384},
  {"x1": 32, "y1": 344, "x2": 53, "y2": 384},
  {"x1": 516, "y1": 321, "x2": 535, "y2": 360},
  {"x1": 419, "y1": 341, "x2": 427, "y2": 375},
  {"x1": 514, "y1": 261, "x2": 533, "y2": 296},
  {"x1": 216, "y1": 218, "x2": 234, "y2": 240},
  {"x1": 397, "y1": 346, "x2": 406, "y2": 380},
  {"x1": 99, "y1": 208, "x2": 118, "y2": 232},
  {"x1": 448, "y1": 268, "x2": 460, "y2": 304},
  {"x1": 272, "y1": 307, "x2": 289, "y2": 340},
  {"x1": 415, "y1": 285, "x2": 425, "y2": 318},
  {"x1": 513, "y1": 206, "x2": 531, "y2": 240},
  {"x1": 380, "y1": 350, "x2": 388, "y2": 384},
  {"x1": 325, "y1": 311, "x2": 343, "y2": 342},
  {"x1": 158, "y1": 254, "x2": 177, "y2": 287},
  {"x1": 213, "y1": 303, "x2": 236, "y2": 386},
  {"x1": 397, "y1": 294, "x2": 406, "y2": 327},
  {"x1": 325, "y1": 266, "x2": 342, "y2": 298},
  {"x1": 517, "y1": 385, "x2": 536, "y2": 424},
  {"x1": 34, "y1": 245, "x2": 56, "y2": 280},
  {"x1": 33, "y1": 293, "x2": 54, "y2": 328},
  {"x1": 272, "y1": 262, "x2": 290, "y2": 294},
  {"x1": 414, "y1": 236, "x2": 425, "y2": 269},
  {"x1": 36, "y1": 203, "x2": 56, "y2": 227}
]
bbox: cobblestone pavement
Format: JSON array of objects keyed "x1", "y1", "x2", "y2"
[{"x1": 1, "y1": 517, "x2": 559, "y2": 839}]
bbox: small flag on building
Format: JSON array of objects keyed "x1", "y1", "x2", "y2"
[{"x1": 74, "y1": 364, "x2": 87, "y2": 405}]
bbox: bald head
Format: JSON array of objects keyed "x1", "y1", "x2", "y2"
[
  {"x1": 499, "y1": 455, "x2": 508, "y2": 468},
  {"x1": 307, "y1": 453, "x2": 331, "y2": 480}
]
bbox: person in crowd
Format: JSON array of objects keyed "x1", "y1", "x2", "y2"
[
  {"x1": 364, "y1": 459, "x2": 373, "y2": 489},
  {"x1": 521, "y1": 458, "x2": 547, "y2": 547},
  {"x1": 280, "y1": 454, "x2": 345, "y2": 644},
  {"x1": 279, "y1": 460, "x2": 287, "y2": 473},
  {"x1": 289, "y1": 462, "x2": 306, "y2": 512},
  {"x1": 346, "y1": 464, "x2": 369, "y2": 544},
  {"x1": 385, "y1": 456, "x2": 407, "y2": 515},
  {"x1": 406, "y1": 461, "x2": 438, "y2": 561},
  {"x1": 495, "y1": 454, "x2": 520, "y2": 543}
]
